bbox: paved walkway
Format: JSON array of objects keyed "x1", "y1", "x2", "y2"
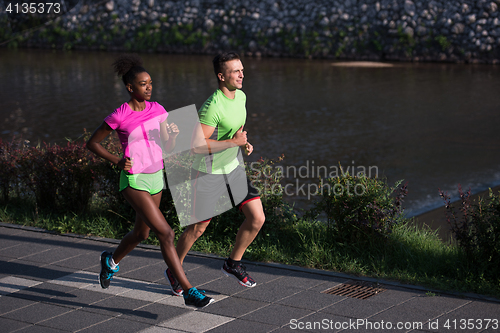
[{"x1": 0, "y1": 222, "x2": 499, "y2": 333}]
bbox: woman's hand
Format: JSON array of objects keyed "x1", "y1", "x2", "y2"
[
  {"x1": 167, "y1": 122, "x2": 180, "y2": 138},
  {"x1": 117, "y1": 157, "x2": 133, "y2": 171}
]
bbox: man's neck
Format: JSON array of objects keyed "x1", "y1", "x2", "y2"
[{"x1": 219, "y1": 84, "x2": 236, "y2": 99}]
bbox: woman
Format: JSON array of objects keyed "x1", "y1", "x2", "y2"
[{"x1": 87, "y1": 54, "x2": 213, "y2": 308}]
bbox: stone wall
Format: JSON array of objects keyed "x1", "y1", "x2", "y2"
[{"x1": 2, "y1": 0, "x2": 500, "y2": 63}]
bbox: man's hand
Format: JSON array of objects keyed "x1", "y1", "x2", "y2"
[
  {"x1": 244, "y1": 142, "x2": 253, "y2": 156},
  {"x1": 232, "y1": 125, "x2": 247, "y2": 146}
]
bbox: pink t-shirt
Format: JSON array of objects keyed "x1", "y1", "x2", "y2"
[{"x1": 105, "y1": 101, "x2": 168, "y2": 174}]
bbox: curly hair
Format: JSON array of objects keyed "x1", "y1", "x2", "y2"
[{"x1": 112, "y1": 54, "x2": 148, "y2": 86}]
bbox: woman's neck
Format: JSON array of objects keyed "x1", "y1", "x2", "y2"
[{"x1": 128, "y1": 98, "x2": 147, "y2": 111}]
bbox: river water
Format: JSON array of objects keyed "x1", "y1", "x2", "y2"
[{"x1": 1, "y1": 48, "x2": 500, "y2": 223}]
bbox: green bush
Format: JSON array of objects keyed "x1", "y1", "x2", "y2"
[
  {"x1": 440, "y1": 186, "x2": 500, "y2": 280},
  {"x1": 0, "y1": 131, "x2": 124, "y2": 214},
  {"x1": 311, "y1": 169, "x2": 408, "y2": 243}
]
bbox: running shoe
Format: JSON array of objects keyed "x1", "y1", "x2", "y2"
[
  {"x1": 99, "y1": 251, "x2": 119, "y2": 289},
  {"x1": 164, "y1": 268, "x2": 183, "y2": 296},
  {"x1": 221, "y1": 259, "x2": 256, "y2": 287},
  {"x1": 183, "y1": 287, "x2": 214, "y2": 308}
]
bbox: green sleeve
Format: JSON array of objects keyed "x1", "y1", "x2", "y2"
[{"x1": 198, "y1": 100, "x2": 220, "y2": 128}]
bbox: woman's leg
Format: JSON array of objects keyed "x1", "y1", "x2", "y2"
[
  {"x1": 112, "y1": 214, "x2": 151, "y2": 264},
  {"x1": 121, "y1": 187, "x2": 193, "y2": 291}
]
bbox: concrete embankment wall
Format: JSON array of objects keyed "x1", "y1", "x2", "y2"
[{"x1": 2, "y1": 0, "x2": 500, "y2": 63}]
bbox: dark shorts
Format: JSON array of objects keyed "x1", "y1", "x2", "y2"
[{"x1": 190, "y1": 167, "x2": 260, "y2": 223}]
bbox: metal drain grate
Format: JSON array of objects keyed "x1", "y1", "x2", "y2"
[{"x1": 322, "y1": 280, "x2": 386, "y2": 299}]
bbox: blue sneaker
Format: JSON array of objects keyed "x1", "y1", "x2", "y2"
[
  {"x1": 183, "y1": 287, "x2": 214, "y2": 308},
  {"x1": 99, "y1": 251, "x2": 119, "y2": 289}
]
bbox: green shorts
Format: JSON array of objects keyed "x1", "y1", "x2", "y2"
[{"x1": 119, "y1": 170, "x2": 164, "y2": 195}]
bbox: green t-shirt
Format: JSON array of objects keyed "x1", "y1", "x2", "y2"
[{"x1": 192, "y1": 88, "x2": 246, "y2": 174}]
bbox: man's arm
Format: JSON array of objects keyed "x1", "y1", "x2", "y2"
[{"x1": 192, "y1": 123, "x2": 247, "y2": 154}]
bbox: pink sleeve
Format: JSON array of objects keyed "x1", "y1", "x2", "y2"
[
  {"x1": 156, "y1": 102, "x2": 168, "y2": 123},
  {"x1": 104, "y1": 110, "x2": 121, "y2": 130}
]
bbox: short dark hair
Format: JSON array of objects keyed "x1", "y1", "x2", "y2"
[{"x1": 212, "y1": 51, "x2": 240, "y2": 78}]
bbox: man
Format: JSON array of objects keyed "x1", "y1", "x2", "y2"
[{"x1": 165, "y1": 52, "x2": 266, "y2": 295}]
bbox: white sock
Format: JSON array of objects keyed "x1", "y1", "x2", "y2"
[{"x1": 108, "y1": 257, "x2": 118, "y2": 269}]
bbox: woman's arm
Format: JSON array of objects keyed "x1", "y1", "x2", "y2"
[
  {"x1": 86, "y1": 122, "x2": 131, "y2": 170},
  {"x1": 161, "y1": 121, "x2": 179, "y2": 154}
]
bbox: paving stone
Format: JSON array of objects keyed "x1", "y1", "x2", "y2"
[
  {"x1": 0, "y1": 225, "x2": 24, "y2": 236},
  {"x1": 182, "y1": 255, "x2": 215, "y2": 272},
  {"x1": 240, "y1": 303, "x2": 314, "y2": 326},
  {"x1": 0, "y1": 316, "x2": 32, "y2": 331},
  {"x1": 0, "y1": 276, "x2": 43, "y2": 295},
  {"x1": 37, "y1": 309, "x2": 113, "y2": 331},
  {"x1": 52, "y1": 252, "x2": 100, "y2": 270},
  {"x1": 369, "y1": 294, "x2": 471, "y2": 328},
  {"x1": 180, "y1": 264, "x2": 226, "y2": 287},
  {"x1": 0, "y1": 241, "x2": 54, "y2": 259},
  {"x1": 196, "y1": 275, "x2": 249, "y2": 296},
  {"x1": 200, "y1": 295, "x2": 269, "y2": 318},
  {"x1": 240, "y1": 264, "x2": 292, "y2": 285},
  {"x1": 2, "y1": 261, "x2": 75, "y2": 282},
  {"x1": 276, "y1": 288, "x2": 345, "y2": 311},
  {"x1": 0, "y1": 295, "x2": 38, "y2": 315},
  {"x1": 9, "y1": 282, "x2": 76, "y2": 303},
  {"x1": 139, "y1": 326, "x2": 186, "y2": 333},
  {"x1": 84, "y1": 295, "x2": 151, "y2": 317},
  {"x1": 47, "y1": 287, "x2": 114, "y2": 309},
  {"x1": 47, "y1": 270, "x2": 95, "y2": 289},
  {"x1": 119, "y1": 282, "x2": 171, "y2": 302},
  {"x1": 278, "y1": 271, "x2": 344, "y2": 290},
  {"x1": 117, "y1": 251, "x2": 163, "y2": 274},
  {"x1": 14, "y1": 324, "x2": 67, "y2": 332},
  {"x1": 121, "y1": 261, "x2": 166, "y2": 283},
  {"x1": 156, "y1": 293, "x2": 228, "y2": 310},
  {"x1": 159, "y1": 310, "x2": 234, "y2": 332},
  {"x1": 82, "y1": 280, "x2": 138, "y2": 296},
  {"x1": 428, "y1": 300, "x2": 500, "y2": 333},
  {"x1": 119, "y1": 302, "x2": 191, "y2": 325},
  {"x1": 271, "y1": 327, "x2": 304, "y2": 332},
  {"x1": 319, "y1": 297, "x2": 390, "y2": 320},
  {"x1": 205, "y1": 318, "x2": 278, "y2": 333},
  {"x1": 78, "y1": 317, "x2": 153, "y2": 333},
  {"x1": 2, "y1": 302, "x2": 73, "y2": 324},
  {"x1": 22, "y1": 247, "x2": 82, "y2": 265},
  {"x1": 234, "y1": 279, "x2": 303, "y2": 303},
  {"x1": 308, "y1": 280, "x2": 347, "y2": 294},
  {"x1": 0, "y1": 239, "x2": 23, "y2": 251}
]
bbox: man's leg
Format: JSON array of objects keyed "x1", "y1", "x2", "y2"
[
  {"x1": 230, "y1": 198, "x2": 265, "y2": 260},
  {"x1": 221, "y1": 198, "x2": 265, "y2": 287}
]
